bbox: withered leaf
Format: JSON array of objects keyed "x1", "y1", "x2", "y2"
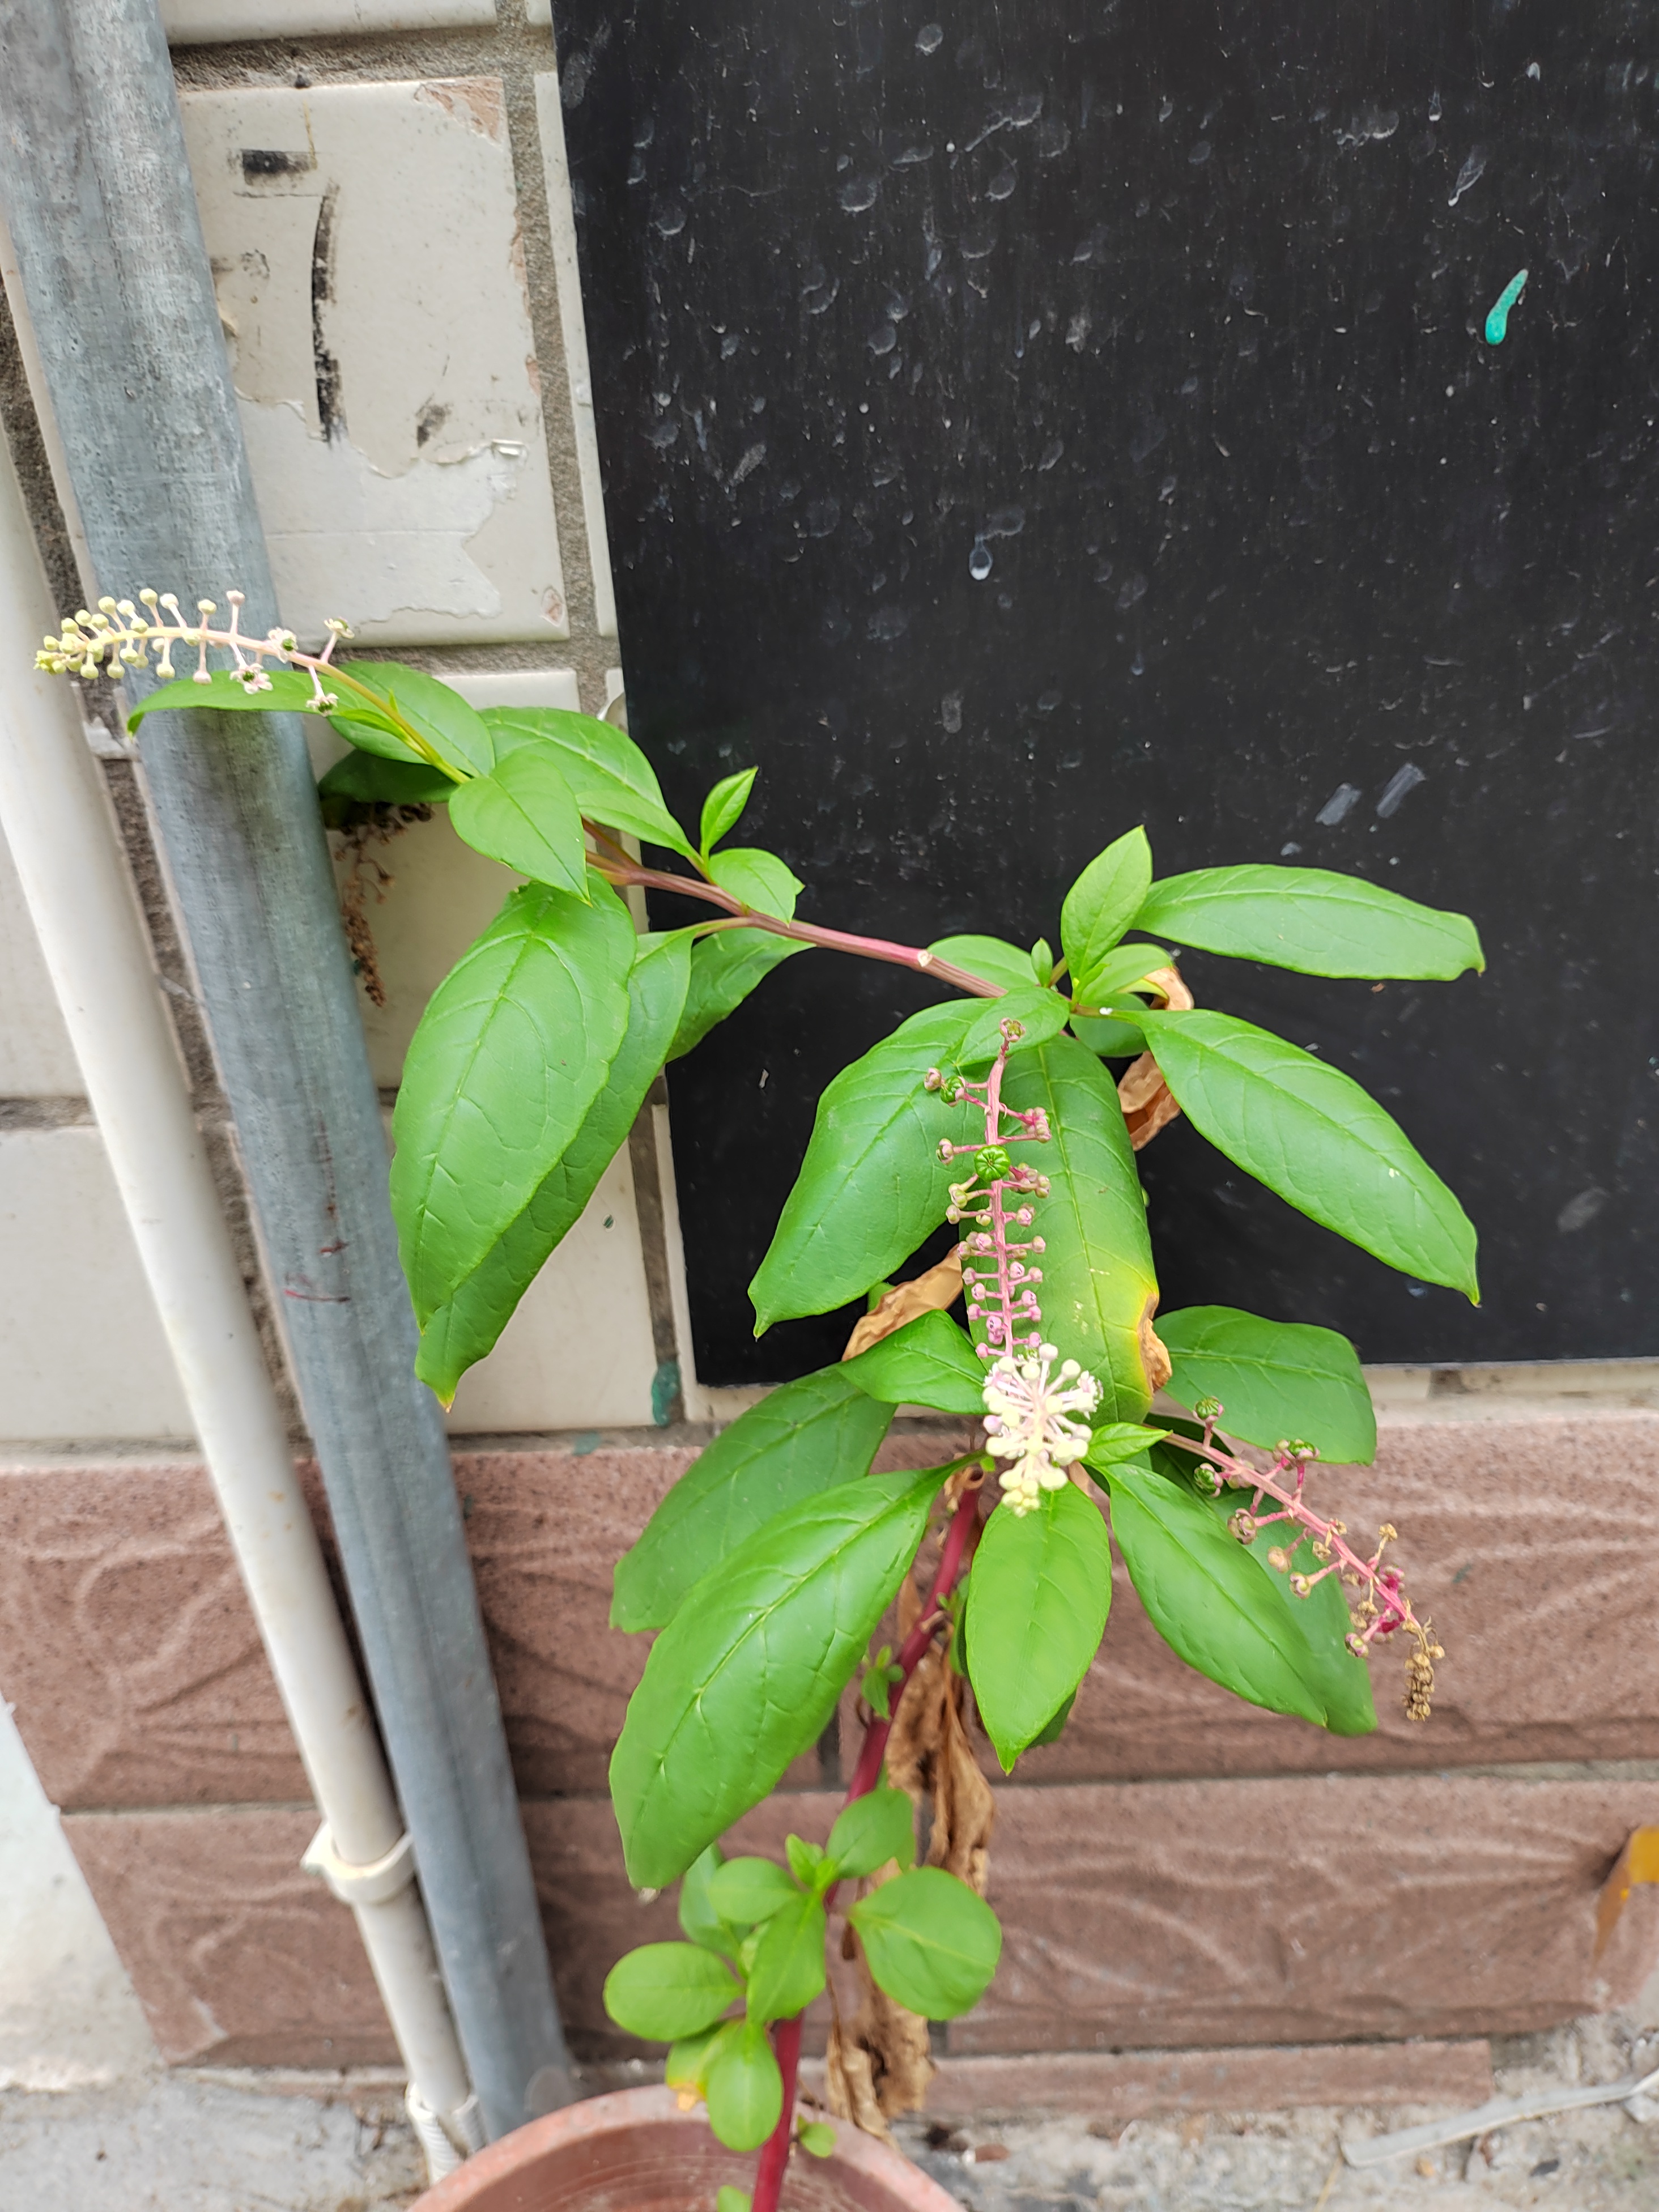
[
  {"x1": 842, "y1": 1253, "x2": 964, "y2": 1360},
  {"x1": 1116, "y1": 963, "x2": 1193, "y2": 1151}
]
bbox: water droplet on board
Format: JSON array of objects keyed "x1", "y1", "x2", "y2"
[{"x1": 969, "y1": 539, "x2": 993, "y2": 580}]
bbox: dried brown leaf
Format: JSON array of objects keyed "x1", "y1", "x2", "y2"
[
  {"x1": 1115, "y1": 962, "x2": 1193, "y2": 1151},
  {"x1": 1137, "y1": 1295, "x2": 1173, "y2": 1394},
  {"x1": 841, "y1": 1253, "x2": 964, "y2": 1360},
  {"x1": 827, "y1": 1864, "x2": 936, "y2": 2135}
]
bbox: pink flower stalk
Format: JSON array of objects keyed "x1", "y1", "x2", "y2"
[{"x1": 39, "y1": 594, "x2": 354, "y2": 717}]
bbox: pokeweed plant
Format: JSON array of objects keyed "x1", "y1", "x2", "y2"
[{"x1": 45, "y1": 598, "x2": 1481, "y2": 2206}]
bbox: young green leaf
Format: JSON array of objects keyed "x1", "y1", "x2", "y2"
[
  {"x1": 1060, "y1": 827, "x2": 1152, "y2": 990},
  {"x1": 827, "y1": 1784, "x2": 917, "y2": 1878},
  {"x1": 1136, "y1": 1009, "x2": 1479, "y2": 1299},
  {"x1": 390, "y1": 877, "x2": 636, "y2": 1323},
  {"x1": 666, "y1": 2020, "x2": 735, "y2": 2096},
  {"x1": 602, "y1": 1942, "x2": 739, "y2": 2041},
  {"x1": 126, "y1": 666, "x2": 324, "y2": 730},
  {"x1": 1094, "y1": 1454, "x2": 1371, "y2": 1729},
  {"x1": 785, "y1": 1835, "x2": 828, "y2": 1890},
  {"x1": 847, "y1": 1868, "x2": 1001, "y2": 2018},
  {"x1": 1069, "y1": 1011, "x2": 1147, "y2": 1058},
  {"x1": 992, "y1": 1037, "x2": 1160, "y2": 1420},
  {"x1": 333, "y1": 661, "x2": 495, "y2": 775},
  {"x1": 609, "y1": 1465, "x2": 948, "y2": 1887},
  {"x1": 1158, "y1": 1307, "x2": 1376, "y2": 1465},
  {"x1": 678, "y1": 1844, "x2": 731, "y2": 1954},
  {"x1": 746, "y1": 1890, "x2": 828, "y2": 2023},
  {"x1": 482, "y1": 705, "x2": 696, "y2": 858},
  {"x1": 707, "y1": 847, "x2": 803, "y2": 919},
  {"x1": 416, "y1": 933, "x2": 691, "y2": 1403},
  {"x1": 1085, "y1": 1422, "x2": 1166, "y2": 1464},
  {"x1": 668, "y1": 930, "x2": 809, "y2": 1060},
  {"x1": 448, "y1": 746, "x2": 588, "y2": 894},
  {"x1": 700, "y1": 767, "x2": 758, "y2": 856},
  {"x1": 1068, "y1": 941, "x2": 1172, "y2": 1012},
  {"x1": 839, "y1": 1309, "x2": 984, "y2": 1416},
  {"x1": 718, "y1": 2186, "x2": 754, "y2": 2212},
  {"x1": 705, "y1": 2020, "x2": 784, "y2": 2151},
  {"x1": 317, "y1": 747, "x2": 457, "y2": 812},
  {"x1": 956, "y1": 986, "x2": 1070, "y2": 1068},
  {"x1": 965, "y1": 1485, "x2": 1112, "y2": 1771},
  {"x1": 1030, "y1": 938, "x2": 1054, "y2": 985},
  {"x1": 611, "y1": 1366, "x2": 894, "y2": 1631},
  {"x1": 798, "y1": 2122, "x2": 837, "y2": 2158},
  {"x1": 708, "y1": 1857, "x2": 800, "y2": 1930},
  {"x1": 1134, "y1": 865, "x2": 1484, "y2": 981},
  {"x1": 749, "y1": 999, "x2": 978, "y2": 1333},
  {"x1": 928, "y1": 934, "x2": 1043, "y2": 992}
]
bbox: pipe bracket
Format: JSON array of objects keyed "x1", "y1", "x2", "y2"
[{"x1": 303, "y1": 1820, "x2": 417, "y2": 1908}]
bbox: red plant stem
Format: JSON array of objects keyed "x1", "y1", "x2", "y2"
[{"x1": 750, "y1": 2014, "x2": 804, "y2": 2212}]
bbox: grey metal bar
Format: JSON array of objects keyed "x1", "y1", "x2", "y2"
[{"x1": 0, "y1": 0, "x2": 571, "y2": 2137}]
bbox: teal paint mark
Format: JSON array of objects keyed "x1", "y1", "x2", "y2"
[
  {"x1": 571, "y1": 1430, "x2": 602, "y2": 1457},
  {"x1": 1484, "y1": 268, "x2": 1528, "y2": 344},
  {"x1": 650, "y1": 1358, "x2": 682, "y2": 1426}
]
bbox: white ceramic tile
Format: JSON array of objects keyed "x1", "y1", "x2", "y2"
[
  {"x1": 179, "y1": 81, "x2": 567, "y2": 647},
  {"x1": 0, "y1": 1130, "x2": 192, "y2": 1441},
  {"x1": 441, "y1": 667, "x2": 581, "y2": 714},
  {"x1": 0, "y1": 831, "x2": 83, "y2": 1098},
  {"x1": 163, "y1": 0, "x2": 494, "y2": 40}
]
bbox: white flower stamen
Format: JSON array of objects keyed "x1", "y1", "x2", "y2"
[{"x1": 981, "y1": 1347, "x2": 1102, "y2": 1515}]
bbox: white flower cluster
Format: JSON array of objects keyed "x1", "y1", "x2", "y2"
[{"x1": 981, "y1": 1346, "x2": 1102, "y2": 1513}]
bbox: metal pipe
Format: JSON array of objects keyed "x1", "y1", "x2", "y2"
[
  {"x1": 0, "y1": 430, "x2": 480, "y2": 2168},
  {"x1": 0, "y1": 0, "x2": 570, "y2": 2137}
]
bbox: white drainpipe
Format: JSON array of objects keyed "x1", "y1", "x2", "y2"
[{"x1": 0, "y1": 437, "x2": 481, "y2": 2176}]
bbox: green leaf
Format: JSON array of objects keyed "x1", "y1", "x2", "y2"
[
  {"x1": 798, "y1": 2122, "x2": 837, "y2": 2158},
  {"x1": 965, "y1": 1485, "x2": 1112, "y2": 1771},
  {"x1": 1030, "y1": 937, "x2": 1054, "y2": 985},
  {"x1": 840, "y1": 1309, "x2": 982, "y2": 1416},
  {"x1": 390, "y1": 877, "x2": 636, "y2": 1323},
  {"x1": 611, "y1": 1366, "x2": 895, "y2": 1631},
  {"x1": 785, "y1": 1835, "x2": 828, "y2": 1890},
  {"x1": 668, "y1": 930, "x2": 809, "y2": 1061},
  {"x1": 602, "y1": 1943, "x2": 739, "y2": 2041},
  {"x1": 1029, "y1": 1688, "x2": 1076, "y2": 1747},
  {"x1": 415, "y1": 933, "x2": 690, "y2": 1403},
  {"x1": 609, "y1": 1465, "x2": 948, "y2": 1887},
  {"x1": 1094, "y1": 1454, "x2": 1371, "y2": 1730},
  {"x1": 679, "y1": 1845, "x2": 731, "y2": 1954},
  {"x1": 708, "y1": 1858, "x2": 800, "y2": 1930},
  {"x1": 1069, "y1": 1013, "x2": 1147, "y2": 1058},
  {"x1": 956, "y1": 986, "x2": 1071, "y2": 1068},
  {"x1": 126, "y1": 666, "x2": 325, "y2": 731},
  {"x1": 1134, "y1": 865, "x2": 1484, "y2": 980},
  {"x1": 749, "y1": 1000, "x2": 977, "y2": 1333},
  {"x1": 705, "y1": 2020, "x2": 783, "y2": 2151},
  {"x1": 928, "y1": 935, "x2": 1040, "y2": 992},
  {"x1": 992, "y1": 1037, "x2": 1160, "y2": 1420},
  {"x1": 1136, "y1": 1009, "x2": 1479, "y2": 1299},
  {"x1": 448, "y1": 747, "x2": 588, "y2": 894},
  {"x1": 666, "y1": 2021, "x2": 733, "y2": 2096},
  {"x1": 847, "y1": 1868, "x2": 1001, "y2": 2018},
  {"x1": 1060, "y1": 828, "x2": 1153, "y2": 990},
  {"x1": 707, "y1": 847, "x2": 802, "y2": 919},
  {"x1": 1158, "y1": 1306, "x2": 1376, "y2": 1465},
  {"x1": 1068, "y1": 942, "x2": 1171, "y2": 1013},
  {"x1": 700, "y1": 768, "x2": 758, "y2": 856},
  {"x1": 1086, "y1": 1422, "x2": 1165, "y2": 1464},
  {"x1": 718, "y1": 2185, "x2": 754, "y2": 2212},
  {"x1": 332, "y1": 661, "x2": 494, "y2": 775},
  {"x1": 482, "y1": 706, "x2": 695, "y2": 858},
  {"x1": 826, "y1": 1785, "x2": 917, "y2": 1878},
  {"x1": 317, "y1": 747, "x2": 457, "y2": 811},
  {"x1": 746, "y1": 1890, "x2": 828, "y2": 2023}
]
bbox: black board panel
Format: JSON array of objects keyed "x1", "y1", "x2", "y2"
[{"x1": 551, "y1": 0, "x2": 1659, "y2": 1383}]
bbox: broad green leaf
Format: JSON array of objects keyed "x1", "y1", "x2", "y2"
[
  {"x1": 708, "y1": 1857, "x2": 799, "y2": 1929},
  {"x1": 1030, "y1": 1688, "x2": 1076, "y2": 1746},
  {"x1": 602, "y1": 1942, "x2": 739, "y2": 2040},
  {"x1": 707, "y1": 847, "x2": 802, "y2": 919},
  {"x1": 679, "y1": 1844, "x2": 731, "y2": 1954},
  {"x1": 609, "y1": 1465, "x2": 948, "y2": 1886},
  {"x1": 847, "y1": 1868, "x2": 1001, "y2": 2018},
  {"x1": 827, "y1": 1785, "x2": 916, "y2": 1878},
  {"x1": 749, "y1": 1000, "x2": 978, "y2": 1333},
  {"x1": 705, "y1": 2020, "x2": 783, "y2": 2151},
  {"x1": 448, "y1": 747, "x2": 588, "y2": 894},
  {"x1": 482, "y1": 705, "x2": 695, "y2": 858},
  {"x1": 668, "y1": 930, "x2": 809, "y2": 1060},
  {"x1": 332, "y1": 661, "x2": 494, "y2": 775},
  {"x1": 1060, "y1": 828, "x2": 1152, "y2": 990},
  {"x1": 701, "y1": 767, "x2": 758, "y2": 855},
  {"x1": 611, "y1": 1366, "x2": 894, "y2": 1631},
  {"x1": 965, "y1": 1485, "x2": 1112, "y2": 1771},
  {"x1": 1134, "y1": 865, "x2": 1484, "y2": 980},
  {"x1": 746, "y1": 1890, "x2": 828, "y2": 2023},
  {"x1": 1158, "y1": 1306, "x2": 1376, "y2": 1465},
  {"x1": 1067, "y1": 942, "x2": 1171, "y2": 1013},
  {"x1": 992, "y1": 1037, "x2": 1160, "y2": 1420},
  {"x1": 1137, "y1": 1009, "x2": 1479, "y2": 1298},
  {"x1": 957, "y1": 986, "x2": 1070, "y2": 1068},
  {"x1": 1086, "y1": 1421, "x2": 1165, "y2": 1464},
  {"x1": 928, "y1": 934, "x2": 1040, "y2": 992},
  {"x1": 126, "y1": 666, "x2": 324, "y2": 731},
  {"x1": 1095, "y1": 1454, "x2": 1365, "y2": 1728},
  {"x1": 317, "y1": 747, "x2": 456, "y2": 811},
  {"x1": 390, "y1": 877, "x2": 635, "y2": 1322},
  {"x1": 1069, "y1": 1012, "x2": 1146, "y2": 1058},
  {"x1": 666, "y1": 2021, "x2": 733, "y2": 2095},
  {"x1": 840, "y1": 1309, "x2": 983, "y2": 1416},
  {"x1": 416, "y1": 934, "x2": 690, "y2": 1402}
]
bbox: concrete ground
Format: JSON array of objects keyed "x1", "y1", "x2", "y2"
[{"x1": 6, "y1": 1702, "x2": 1659, "y2": 2210}]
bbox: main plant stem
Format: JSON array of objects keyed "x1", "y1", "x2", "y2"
[{"x1": 748, "y1": 1484, "x2": 981, "y2": 2212}]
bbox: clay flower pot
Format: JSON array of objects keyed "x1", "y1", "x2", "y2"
[{"x1": 411, "y1": 2085, "x2": 962, "y2": 2212}]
